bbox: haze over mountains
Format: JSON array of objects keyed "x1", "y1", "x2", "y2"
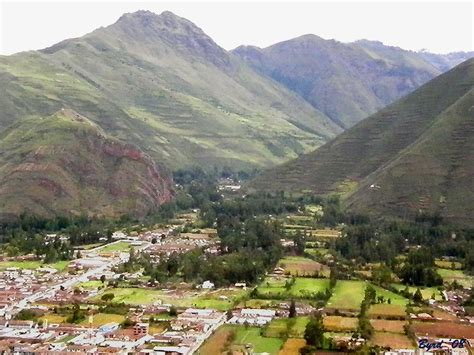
[
  {"x1": 0, "y1": 9, "x2": 472, "y2": 220},
  {"x1": 250, "y1": 58, "x2": 474, "y2": 226},
  {"x1": 233, "y1": 37, "x2": 473, "y2": 128}
]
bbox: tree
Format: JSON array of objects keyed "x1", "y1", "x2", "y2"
[
  {"x1": 304, "y1": 314, "x2": 324, "y2": 348},
  {"x1": 294, "y1": 231, "x2": 305, "y2": 255},
  {"x1": 121, "y1": 318, "x2": 135, "y2": 328},
  {"x1": 329, "y1": 267, "x2": 338, "y2": 289},
  {"x1": 413, "y1": 288, "x2": 423, "y2": 303},
  {"x1": 289, "y1": 300, "x2": 296, "y2": 318},
  {"x1": 66, "y1": 303, "x2": 85, "y2": 324},
  {"x1": 372, "y1": 264, "x2": 392, "y2": 285},
  {"x1": 101, "y1": 293, "x2": 115, "y2": 302},
  {"x1": 169, "y1": 306, "x2": 178, "y2": 317}
]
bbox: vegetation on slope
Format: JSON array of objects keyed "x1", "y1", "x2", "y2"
[
  {"x1": 233, "y1": 36, "x2": 472, "y2": 128},
  {"x1": 249, "y1": 59, "x2": 474, "y2": 225},
  {"x1": 0, "y1": 109, "x2": 173, "y2": 220},
  {"x1": 0, "y1": 10, "x2": 340, "y2": 171}
]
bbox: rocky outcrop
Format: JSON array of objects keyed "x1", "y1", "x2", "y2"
[{"x1": 0, "y1": 110, "x2": 174, "y2": 220}]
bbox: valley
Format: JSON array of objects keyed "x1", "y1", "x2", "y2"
[
  {"x1": 0, "y1": 7, "x2": 472, "y2": 355},
  {"x1": 0, "y1": 172, "x2": 471, "y2": 353}
]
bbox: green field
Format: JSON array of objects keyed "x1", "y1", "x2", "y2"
[
  {"x1": 77, "y1": 280, "x2": 105, "y2": 289},
  {"x1": 257, "y1": 277, "x2": 329, "y2": 299},
  {"x1": 390, "y1": 284, "x2": 443, "y2": 301},
  {"x1": 98, "y1": 242, "x2": 132, "y2": 253},
  {"x1": 373, "y1": 286, "x2": 409, "y2": 306},
  {"x1": 240, "y1": 299, "x2": 282, "y2": 308},
  {"x1": 435, "y1": 259, "x2": 462, "y2": 269},
  {"x1": 437, "y1": 268, "x2": 473, "y2": 288},
  {"x1": 304, "y1": 248, "x2": 329, "y2": 257},
  {"x1": 264, "y1": 317, "x2": 309, "y2": 338},
  {"x1": 327, "y1": 280, "x2": 368, "y2": 310},
  {"x1": 94, "y1": 287, "x2": 246, "y2": 310},
  {"x1": 0, "y1": 260, "x2": 69, "y2": 271},
  {"x1": 234, "y1": 326, "x2": 284, "y2": 354},
  {"x1": 80, "y1": 313, "x2": 125, "y2": 326},
  {"x1": 289, "y1": 278, "x2": 330, "y2": 297},
  {"x1": 93, "y1": 288, "x2": 163, "y2": 305},
  {"x1": 257, "y1": 277, "x2": 287, "y2": 297}
]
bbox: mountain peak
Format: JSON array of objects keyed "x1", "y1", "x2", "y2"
[
  {"x1": 114, "y1": 10, "x2": 203, "y2": 37},
  {"x1": 107, "y1": 10, "x2": 232, "y2": 69}
]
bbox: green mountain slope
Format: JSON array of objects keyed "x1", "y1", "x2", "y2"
[
  {"x1": 0, "y1": 109, "x2": 174, "y2": 220},
  {"x1": 233, "y1": 36, "x2": 471, "y2": 128},
  {"x1": 0, "y1": 11, "x2": 340, "y2": 170},
  {"x1": 249, "y1": 59, "x2": 474, "y2": 225}
]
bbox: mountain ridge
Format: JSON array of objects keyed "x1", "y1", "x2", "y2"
[
  {"x1": 0, "y1": 108, "x2": 174, "y2": 220},
  {"x1": 233, "y1": 35, "x2": 473, "y2": 128},
  {"x1": 248, "y1": 58, "x2": 474, "y2": 225},
  {"x1": 0, "y1": 10, "x2": 340, "y2": 171}
]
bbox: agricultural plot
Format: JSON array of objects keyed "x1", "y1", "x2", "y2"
[
  {"x1": 435, "y1": 259, "x2": 462, "y2": 269},
  {"x1": 0, "y1": 260, "x2": 69, "y2": 271},
  {"x1": 257, "y1": 278, "x2": 287, "y2": 297},
  {"x1": 257, "y1": 277, "x2": 329, "y2": 299},
  {"x1": 198, "y1": 325, "x2": 234, "y2": 355},
  {"x1": 233, "y1": 326, "x2": 284, "y2": 355},
  {"x1": 40, "y1": 313, "x2": 67, "y2": 324},
  {"x1": 327, "y1": 280, "x2": 367, "y2": 310},
  {"x1": 412, "y1": 322, "x2": 474, "y2": 339},
  {"x1": 98, "y1": 241, "x2": 132, "y2": 253},
  {"x1": 240, "y1": 299, "x2": 282, "y2": 308},
  {"x1": 94, "y1": 287, "x2": 246, "y2": 310},
  {"x1": 370, "y1": 319, "x2": 406, "y2": 333},
  {"x1": 304, "y1": 247, "x2": 329, "y2": 257},
  {"x1": 370, "y1": 332, "x2": 414, "y2": 349},
  {"x1": 278, "y1": 256, "x2": 327, "y2": 276},
  {"x1": 437, "y1": 268, "x2": 473, "y2": 288},
  {"x1": 264, "y1": 317, "x2": 308, "y2": 338},
  {"x1": 289, "y1": 278, "x2": 330, "y2": 298},
  {"x1": 191, "y1": 288, "x2": 248, "y2": 310},
  {"x1": 390, "y1": 284, "x2": 443, "y2": 301},
  {"x1": 368, "y1": 304, "x2": 406, "y2": 318},
  {"x1": 93, "y1": 288, "x2": 163, "y2": 305},
  {"x1": 81, "y1": 313, "x2": 125, "y2": 327},
  {"x1": 372, "y1": 286, "x2": 408, "y2": 306},
  {"x1": 77, "y1": 280, "x2": 104, "y2": 289},
  {"x1": 279, "y1": 338, "x2": 306, "y2": 355},
  {"x1": 323, "y1": 316, "x2": 358, "y2": 332},
  {"x1": 367, "y1": 286, "x2": 408, "y2": 318},
  {"x1": 305, "y1": 229, "x2": 341, "y2": 240}
]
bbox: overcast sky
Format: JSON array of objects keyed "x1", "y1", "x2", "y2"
[{"x1": 0, "y1": 0, "x2": 473, "y2": 55}]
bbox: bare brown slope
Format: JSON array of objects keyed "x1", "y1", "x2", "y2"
[{"x1": 0, "y1": 109, "x2": 174, "y2": 221}]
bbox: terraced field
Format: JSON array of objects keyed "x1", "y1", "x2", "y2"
[{"x1": 250, "y1": 59, "x2": 474, "y2": 226}]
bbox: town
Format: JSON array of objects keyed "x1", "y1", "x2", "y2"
[{"x1": 0, "y1": 185, "x2": 472, "y2": 354}]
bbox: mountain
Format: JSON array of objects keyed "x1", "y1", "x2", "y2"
[
  {"x1": 0, "y1": 11, "x2": 340, "y2": 171},
  {"x1": 249, "y1": 58, "x2": 474, "y2": 226},
  {"x1": 418, "y1": 50, "x2": 474, "y2": 72},
  {"x1": 0, "y1": 109, "x2": 174, "y2": 220},
  {"x1": 233, "y1": 36, "x2": 472, "y2": 128}
]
